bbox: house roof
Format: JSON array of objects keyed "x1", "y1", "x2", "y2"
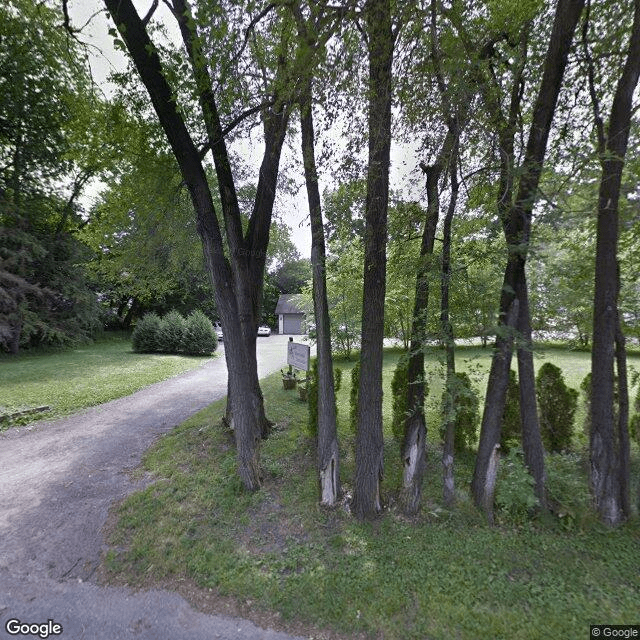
[{"x1": 275, "y1": 294, "x2": 305, "y2": 315}]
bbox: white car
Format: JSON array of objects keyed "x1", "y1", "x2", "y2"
[
  {"x1": 214, "y1": 323, "x2": 223, "y2": 340},
  {"x1": 257, "y1": 325, "x2": 271, "y2": 336}
]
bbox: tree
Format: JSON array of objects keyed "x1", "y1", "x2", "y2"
[
  {"x1": 291, "y1": 0, "x2": 342, "y2": 506},
  {"x1": 351, "y1": 0, "x2": 394, "y2": 520},
  {"x1": 1, "y1": 0, "x2": 107, "y2": 352},
  {"x1": 99, "y1": 0, "x2": 292, "y2": 490},
  {"x1": 586, "y1": 0, "x2": 640, "y2": 525},
  {"x1": 469, "y1": 0, "x2": 586, "y2": 519},
  {"x1": 82, "y1": 143, "x2": 216, "y2": 327}
]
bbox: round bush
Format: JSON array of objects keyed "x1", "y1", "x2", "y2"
[
  {"x1": 391, "y1": 354, "x2": 409, "y2": 445},
  {"x1": 131, "y1": 312, "x2": 161, "y2": 353},
  {"x1": 350, "y1": 360, "x2": 360, "y2": 433},
  {"x1": 183, "y1": 310, "x2": 217, "y2": 355},
  {"x1": 500, "y1": 369, "x2": 521, "y2": 453},
  {"x1": 536, "y1": 362, "x2": 578, "y2": 452},
  {"x1": 157, "y1": 310, "x2": 186, "y2": 353},
  {"x1": 631, "y1": 382, "x2": 640, "y2": 445}
]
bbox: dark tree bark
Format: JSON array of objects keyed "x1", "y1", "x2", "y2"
[
  {"x1": 399, "y1": 163, "x2": 440, "y2": 515},
  {"x1": 351, "y1": 0, "x2": 393, "y2": 520},
  {"x1": 471, "y1": 0, "x2": 585, "y2": 516},
  {"x1": 441, "y1": 149, "x2": 459, "y2": 508},
  {"x1": 103, "y1": 0, "x2": 289, "y2": 490},
  {"x1": 590, "y1": 0, "x2": 640, "y2": 525},
  {"x1": 516, "y1": 273, "x2": 546, "y2": 505}
]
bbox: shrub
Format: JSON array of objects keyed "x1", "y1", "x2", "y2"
[
  {"x1": 306, "y1": 359, "x2": 342, "y2": 437},
  {"x1": 629, "y1": 382, "x2": 640, "y2": 445},
  {"x1": 157, "y1": 310, "x2": 186, "y2": 353},
  {"x1": 131, "y1": 312, "x2": 161, "y2": 353},
  {"x1": 495, "y1": 447, "x2": 538, "y2": 525},
  {"x1": 350, "y1": 360, "x2": 360, "y2": 433},
  {"x1": 536, "y1": 362, "x2": 578, "y2": 452},
  {"x1": 183, "y1": 310, "x2": 217, "y2": 355},
  {"x1": 545, "y1": 452, "x2": 592, "y2": 530},
  {"x1": 391, "y1": 354, "x2": 409, "y2": 445},
  {"x1": 441, "y1": 372, "x2": 479, "y2": 452},
  {"x1": 500, "y1": 369, "x2": 521, "y2": 453}
]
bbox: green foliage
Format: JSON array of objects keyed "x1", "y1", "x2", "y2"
[
  {"x1": 441, "y1": 372, "x2": 480, "y2": 451},
  {"x1": 536, "y1": 363, "x2": 578, "y2": 452},
  {"x1": 0, "y1": 1, "x2": 107, "y2": 352},
  {"x1": 391, "y1": 354, "x2": 409, "y2": 445},
  {"x1": 500, "y1": 370, "x2": 521, "y2": 453},
  {"x1": 157, "y1": 310, "x2": 187, "y2": 354},
  {"x1": 350, "y1": 360, "x2": 360, "y2": 432},
  {"x1": 495, "y1": 448, "x2": 539, "y2": 525},
  {"x1": 306, "y1": 358, "x2": 342, "y2": 437},
  {"x1": 183, "y1": 310, "x2": 217, "y2": 355},
  {"x1": 131, "y1": 313, "x2": 162, "y2": 353},
  {"x1": 545, "y1": 453, "x2": 593, "y2": 531},
  {"x1": 631, "y1": 382, "x2": 640, "y2": 445}
]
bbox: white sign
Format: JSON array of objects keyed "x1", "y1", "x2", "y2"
[{"x1": 287, "y1": 342, "x2": 310, "y2": 371}]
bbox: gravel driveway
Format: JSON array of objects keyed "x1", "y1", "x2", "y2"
[{"x1": 0, "y1": 335, "x2": 309, "y2": 640}]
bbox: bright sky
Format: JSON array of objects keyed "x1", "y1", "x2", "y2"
[{"x1": 67, "y1": 1, "x2": 423, "y2": 259}]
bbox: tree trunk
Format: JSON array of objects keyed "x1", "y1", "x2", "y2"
[
  {"x1": 352, "y1": 0, "x2": 393, "y2": 520},
  {"x1": 516, "y1": 272, "x2": 546, "y2": 506},
  {"x1": 590, "y1": 0, "x2": 640, "y2": 525},
  {"x1": 299, "y1": 78, "x2": 340, "y2": 506},
  {"x1": 399, "y1": 164, "x2": 440, "y2": 515},
  {"x1": 615, "y1": 314, "x2": 630, "y2": 518},
  {"x1": 441, "y1": 152, "x2": 459, "y2": 508}
]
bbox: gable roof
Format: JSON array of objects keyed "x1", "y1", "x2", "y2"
[{"x1": 275, "y1": 294, "x2": 305, "y2": 315}]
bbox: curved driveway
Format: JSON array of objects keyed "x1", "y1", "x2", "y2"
[{"x1": 0, "y1": 335, "x2": 309, "y2": 640}]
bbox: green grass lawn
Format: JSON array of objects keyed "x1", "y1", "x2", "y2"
[
  {"x1": 0, "y1": 335, "x2": 216, "y2": 427},
  {"x1": 102, "y1": 345, "x2": 640, "y2": 640}
]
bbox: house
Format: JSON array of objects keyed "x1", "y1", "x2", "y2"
[{"x1": 275, "y1": 294, "x2": 306, "y2": 335}]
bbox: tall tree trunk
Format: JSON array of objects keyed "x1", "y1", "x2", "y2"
[
  {"x1": 472, "y1": 0, "x2": 585, "y2": 516},
  {"x1": 441, "y1": 151, "x2": 459, "y2": 508},
  {"x1": 516, "y1": 273, "x2": 546, "y2": 506},
  {"x1": 399, "y1": 164, "x2": 440, "y2": 515},
  {"x1": 590, "y1": 0, "x2": 640, "y2": 525},
  {"x1": 300, "y1": 79, "x2": 340, "y2": 506},
  {"x1": 615, "y1": 313, "x2": 630, "y2": 518},
  {"x1": 352, "y1": 0, "x2": 393, "y2": 520}
]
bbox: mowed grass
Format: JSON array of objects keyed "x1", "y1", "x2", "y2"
[
  {"x1": 0, "y1": 334, "x2": 216, "y2": 426},
  {"x1": 103, "y1": 345, "x2": 640, "y2": 640}
]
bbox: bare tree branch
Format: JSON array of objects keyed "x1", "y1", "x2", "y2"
[
  {"x1": 197, "y1": 99, "x2": 276, "y2": 159},
  {"x1": 581, "y1": 0, "x2": 606, "y2": 154},
  {"x1": 142, "y1": 0, "x2": 160, "y2": 26}
]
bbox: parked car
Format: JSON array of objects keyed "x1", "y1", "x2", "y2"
[
  {"x1": 257, "y1": 325, "x2": 271, "y2": 336},
  {"x1": 213, "y1": 322, "x2": 223, "y2": 340}
]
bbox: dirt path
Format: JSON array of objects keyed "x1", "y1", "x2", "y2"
[{"x1": 0, "y1": 336, "x2": 306, "y2": 640}]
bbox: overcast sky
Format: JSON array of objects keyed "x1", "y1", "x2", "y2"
[{"x1": 67, "y1": 1, "x2": 423, "y2": 259}]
